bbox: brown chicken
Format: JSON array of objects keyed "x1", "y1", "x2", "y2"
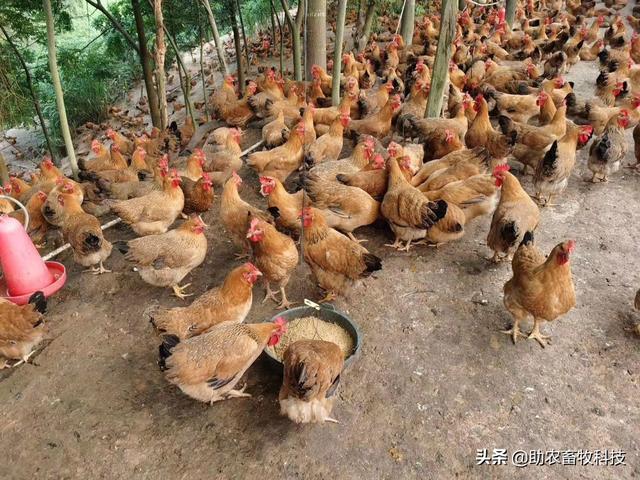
[
  {"x1": 533, "y1": 124, "x2": 593, "y2": 205},
  {"x1": 417, "y1": 148, "x2": 493, "y2": 192},
  {"x1": 8, "y1": 176, "x2": 33, "y2": 203},
  {"x1": 41, "y1": 179, "x2": 85, "y2": 227},
  {"x1": 219, "y1": 81, "x2": 258, "y2": 127},
  {"x1": 301, "y1": 207, "x2": 382, "y2": 301},
  {"x1": 180, "y1": 171, "x2": 214, "y2": 215},
  {"x1": 119, "y1": 215, "x2": 207, "y2": 299},
  {"x1": 80, "y1": 146, "x2": 149, "y2": 185},
  {"x1": 79, "y1": 140, "x2": 117, "y2": 172},
  {"x1": 259, "y1": 176, "x2": 304, "y2": 234},
  {"x1": 178, "y1": 149, "x2": 205, "y2": 182},
  {"x1": 487, "y1": 165, "x2": 540, "y2": 263},
  {"x1": 502, "y1": 232, "x2": 576, "y2": 347},
  {"x1": 499, "y1": 105, "x2": 567, "y2": 151},
  {"x1": 106, "y1": 128, "x2": 133, "y2": 155},
  {"x1": 347, "y1": 94, "x2": 401, "y2": 138},
  {"x1": 309, "y1": 136, "x2": 376, "y2": 181},
  {"x1": 303, "y1": 172, "x2": 380, "y2": 242},
  {"x1": 220, "y1": 172, "x2": 271, "y2": 256},
  {"x1": 180, "y1": 116, "x2": 195, "y2": 147},
  {"x1": 0, "y1": 295, "x2": 46, "y2": 369},
  {"x1": 57, "y1": 193, "x2": 113, "y2": 274},
  {"x1": 247, "y1": 217, "x2": 298, "y2": 309},
  {"x1": 9, "y1": 191, "x2": 49, "y2": 245},
  {"x1": 305, "y1": 113, "x2": 350, "y2": 167},
  {"x1": 211, "y1": 75, "x2": 239, "y2": 118},
  {"x1": 110, "y1": 167, "x2": 184, "y2": 236},
  {"x1": 381, "y1": 157, "x2": 449, "y2": 251},
  {"x1": 311, "y1": 64, "x2": 333, "y2": 95},
  {"x1": 279, "y1": 340, "x2": 344, "y2": 424},
  {"x1": 588, "y1": 110, "x2": 629, "y2": 182},
  {"x1": 262, "y1": 110, "x2": 290, "y2": 148},
  {"x1": 358, "y1": 82, "x2": 394, "y2": 116},
  {"x1": 335, "y1": 154, "x2": 388, "y2": 199},
  {"x1": 159, "y1": 317, "x2": 287, "y2": 403},
  {"x1": 423, "y1": 173, "x2": 499, "y2": 223},
  {"x1": 464, "y1": 95, "x2": 517, "y2": 160},
  {"x1": 150, "y1": 262, "x2": 261, "y2": 339},
  {"x1": 247, "y1": 122, "x2": 305, "y2": 182}
]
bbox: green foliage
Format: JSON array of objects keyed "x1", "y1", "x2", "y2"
[
  {"x1": 37, "y1": 36, "x2": 141, "y2": 147},
  {"x1": 0, "y1": 50, "x2": 34, "y2": 128}
]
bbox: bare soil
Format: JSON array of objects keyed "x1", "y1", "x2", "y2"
[{"x1": 2, "y1": 17, "x2": 640, "y2": 480}]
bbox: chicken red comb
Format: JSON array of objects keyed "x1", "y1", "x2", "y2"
[
  {"x1": 43, "y1": 157, "x2": 54, "y2": 168},
  {"x1": 299, "y1": 207, "x2": 313, "y2": 217},
  {"x1": 246, "y1": 262, "x2": 261, "y2": 274},
  {"x1": 201, "y1": 172, "x2": 212, "y2": 183},
  {"x1": 581, "y1": 125, "x2": 593, "y2": 134},
  {"x1": 249, "y1": 217, "x2": 260, "y2": 230},
  {"x1": 493, "y1": 163, "x2": 510, "y2": 175},
  {"x1": 274, "y1": 316, "x2": 287, "y2": 327},
  {"x1": 36, "y1": 191, "x2": 47, "y2": 201}
]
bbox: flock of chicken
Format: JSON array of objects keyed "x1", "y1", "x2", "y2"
[{"x1": 1, "y1": 0, "x2": 640, "y2": 423}]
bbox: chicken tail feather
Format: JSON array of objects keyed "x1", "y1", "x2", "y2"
[
  {"x1": 158, "y1": 335, "x2": 180, "y2": 371},
  {"x1": 501, "y1": 221, "x2": 519, "y2": 247},
  {"x1": 362, "y1": 253, "x2": 382, "y2": 276},
  {"x1": 521, "y1": 230, "x2": 534, "y2": 247}
]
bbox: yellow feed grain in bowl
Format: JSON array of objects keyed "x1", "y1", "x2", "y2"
[{"x1": 266, "y1": 316, "x2": 355, "y2": 360}]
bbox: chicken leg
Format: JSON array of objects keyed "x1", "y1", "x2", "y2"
[
  {"x1": 263, "y1": 280, "x2": 279, "y2": 304},
  {"x1": 347, "y1": 232, "x2": 368, "y2": 243},
  {"x1": 86, "y1": 261, "x2": 111, "y2": 275},
  {"x1": 223, "y1": 383, "x2": 252, "y2": 400},
  {"x1": 172, "y1": 283, "x2": 193, "y2": 300},
  {"x1": 527, "y1": 317, "x2": 551, "y2": 348},
  {"x1": 277, "y1": 285, "x2": 294, "y2": 310},
  {"x1": 501, "y1": 318, "x2": 527, "y2": 344}
]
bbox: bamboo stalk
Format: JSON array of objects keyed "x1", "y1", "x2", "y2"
[
  {"x1": 331, "y1": 0, "x2": 348, "y2": 106},
  {"x1": 426, "y1": 0, "x2": 457, "y2": 118},
  {"x1": 43, "y1": 0, "x2": 79, "y2": 178}
]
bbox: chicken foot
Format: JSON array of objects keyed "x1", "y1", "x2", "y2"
[
  {"x1": 222, "y1": 383, "x2": 252, "y2": 401},
  {"x1": 85, "y1": 261, "x2": 111, "y2": 275},
  {"x1": 501, "y1": 319, "x2": 527, "y2": 344},
  {"x1": 10, "y1": 349, "x2": 37, "y2": 368},
  {"x1": 527, "y1": 317, "x2": 551, "y2": 348},
  {"x1": 172, "y1": 283, "x2": 194, "y2": 300},
  {"x1": 277, "y1": 286, "x2": 295, "y2": 310},
  {"x1": 318, "y1": 291, "x2": 337, "y2": 303},
  {"x1": 347, "y1": 232, "x2": 368, "y2": 243},
  {"x1": 385, "y1": 238, "x2": 413, "y2": 252},
  {"x1": 262, "y1": 280, "x2": 279, "y2": 304}
]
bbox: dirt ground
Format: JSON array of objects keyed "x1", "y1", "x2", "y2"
[{"x1": 2, "y1": 14, "x2": 640, "y2": 480}]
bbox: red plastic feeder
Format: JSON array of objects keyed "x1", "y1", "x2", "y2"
[{"x1": 0, "y1": 216, "x2": 66, "y2": 305}]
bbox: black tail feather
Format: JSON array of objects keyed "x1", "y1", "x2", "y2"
[
  {"x1": 541, "y1": 140, "x2": 559, "y2": 176},
  {"x1": 501, "y1": 221, "x2": 519, "y2": 247},
  {"x1": 521, "y1": 231, "x2": 534, "y2": 247},
  {"x1": 28, "y1": 291, "x2": 47, "y2": 315},
  {"x1": 158, "y1": 335, "x2": 180, "y2": 371},
  {"x1": 114, "y1": 240, "x2": 129, "y2": 255},
  {"x1": 267, "y1": 206, "x2": 281, "y2": 219},
  {"x1": 498, "y1": 115, "x2": 515, "y2": 136},
  {"x1": 362, "y1": 253, "x2": 382, "y2": 276}
]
